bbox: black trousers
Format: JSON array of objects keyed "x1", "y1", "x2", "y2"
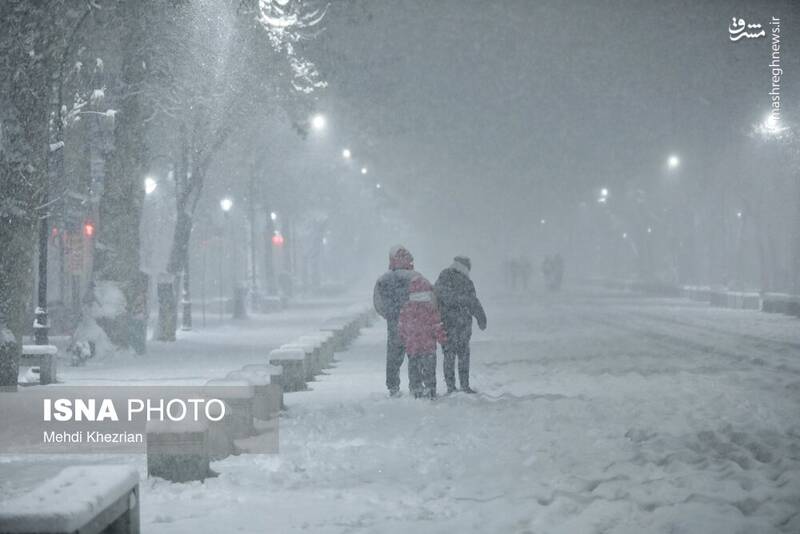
[
  {"x1": 386, "y1": 321, "x2": 406, "y2": 392},
  {"x1": 408, "y1": 353, "x2": 436, "y2": 398},
  {"x1": 442, "y1": 331, "x2": 471, "y2": 389}
]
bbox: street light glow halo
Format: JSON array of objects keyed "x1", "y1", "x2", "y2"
[
  {"x1": 144, "y1": 176, "x2": 158, "y2": 195},
  {"x1": 311, "y1": 113, "x2": 326, "y2": 130}
]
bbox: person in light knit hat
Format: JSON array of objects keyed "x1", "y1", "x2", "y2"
[{"x1": 434, "y1": 255, "x2": 487, "y2": 393}]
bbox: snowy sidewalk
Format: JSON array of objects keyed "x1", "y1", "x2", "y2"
[
  {"x1": 3, "y1": 289, "x2": 799, "y2": 533},
  {"x1": 140, "y1": 290, "x2": 800, "y2": 533},
  {"x1": 59, "y1": 297, "x2": 364, "y2": 385}
]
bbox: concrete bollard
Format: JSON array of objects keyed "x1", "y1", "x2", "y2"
[
  {"x1": 241, "y1": 363, "x2": 284, "y2": 411},
  {"x1": 321, "y1": 318, "x2": 350, "y2": 351},
  {"x1": 762, "y1": 293, "x2": 792, "y2": 314},
  {"x1": 299, "y1": 332, "x2": 334, "y2": 367},
  {"x1": 146, "y1": 420, "x2": 211, "y2": 483},
  {"x1": 268, "y1": 348, "x2": 307, "y2": 392},
  {"x1": 204, "y1": 379, "x2": 255, "y2": 439},
  {"x1": 227, "y1": 367, "x2": 281, "y2": 419},
  {"x1": 281, "y1": 340, "x2": 320, "y2": 379}
]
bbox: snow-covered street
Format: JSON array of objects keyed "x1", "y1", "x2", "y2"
[{"x1": 5, "y1": 288, "x2": 798, "y2": 533}]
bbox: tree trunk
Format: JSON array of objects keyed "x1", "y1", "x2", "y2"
[
  {"x1": 0, "y1": 3, "x2": 54, "y2": 387},
  {"x1": 94, "y1": 1, "x2": 151, "y2": 353},
  {"x1": 264, "y1": 206, "x2": 276, "y2": 295},
  {"x1": 792, "y1": 174, "x2": 800, "y2": 294},
  {"x1": 181, "y1": 267, "x2": 192, "y2": 331}
]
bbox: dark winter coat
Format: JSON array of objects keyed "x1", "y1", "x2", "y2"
[
  {"x1": 434, "y1": 266, "x2": 487, "y2": 337},
  {"x1": 373, "y1": 269, "x2": 419, "y2": 323}
]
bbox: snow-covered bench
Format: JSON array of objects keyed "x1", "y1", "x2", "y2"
[
  {"x1": 204, "y1": 379, "x2": 255, "y2": 439},
  {"x1": 20, "y1": 344, "x2": 58, "y2": 385},
  {"x1": 268, "y1": 348, "x2": 307, "y2": 392},
  {"x1": 146, "y1": 420, "x2": 211, "y2": 483},
  {"x1": 0, "y1": 465, "x2": 139, "y2": 533}
]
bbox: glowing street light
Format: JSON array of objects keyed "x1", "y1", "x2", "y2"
[
  {"x1": 144, "y1": 176, "x2": 158, "y2": 195},
  {"x1": 667, "y1": 154, "x2": 680, "y2": 169},
  {"x1": 600, "y1": 187, "x2": 609, "y2": 198},
  {"x1": 220, "y1": 197, "x2": 233, "y2": 212},
  {"x1": 375, "y1": 182, "x2": 382, "y2": 189},
  {"x1": 342, "y1": 148, "x2": 352, "y2": 159},
  {"x1": 361, "y1": 167, "x2": 368, "y2": 175},
  {"x1": 270, "y1": 211, "x2": 277, "y2": 221},
  {"x1": 540, "y1": 218, "x2": 547, "y2": 225},
  {"x1": 311, "y1": 113, "x2": 326, "y2": 131}
]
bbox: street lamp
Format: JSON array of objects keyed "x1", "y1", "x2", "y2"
[
  {"x1": 270, "y1": 211, "x2": 277, "y2": 221},
  {"x1": 220, "y1": 197, "x2": 233, "y2": 212},
  {"x1": 361, "y1": 167, "x2": 368, "y2": 175},
  {"x1": 342, "y1": 148, "x2": 352, "y2": 159},
  {"x1": 667, "y1": 154, "x2": 680, "y2": 170},
  {"x1": 144, "y1": 176, "x2": 158, "y2": 195},
  {"x1": 311, "y1": 113, "x2": 326, "y2": 131}
]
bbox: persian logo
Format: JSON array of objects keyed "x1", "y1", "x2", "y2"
[{"x1": 728, "y1": 17, "x2": 765, "y2": 41}]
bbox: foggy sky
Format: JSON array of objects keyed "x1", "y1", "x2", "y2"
[{"x1": 302, "y1": 0, "x2": 798, "y2": 277}]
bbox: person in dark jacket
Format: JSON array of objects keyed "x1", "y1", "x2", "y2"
[
  {"x1": 373, "y1": 245, "x2": 420, "y2": 396},
  {"x1": 434, "y1": 255, "x2": 487, "y2": 393}
]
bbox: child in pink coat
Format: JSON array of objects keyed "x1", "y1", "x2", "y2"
[{"x1": 398, "y1": 276, "x2": 447, "y2": 398}]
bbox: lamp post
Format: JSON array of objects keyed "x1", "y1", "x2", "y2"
[
  {"x1": 34, "y1": 200, "x2": 49, "y2": 346},
  {"x1": 220, "y1": 197, "x2": 233, "y2": 317}
]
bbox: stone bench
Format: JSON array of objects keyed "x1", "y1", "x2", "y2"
[
  {"x1": 227, "y1": 367, "x2": 282, "y2": 419},
  {"x1": 146, "y1": 420, "x2": 211, "y2": 483},
  {"x1": 203, "y1": 379, "x2": 255, "y2": 439},
  {"x1": 267, "y1": 348, "x2": 307, "y2": 392},
  {"x1": 20, "y1": 344, "x2": 58, "y2": 385},
  {"x1": 0, "y1": 465, "x2": 139, "y2": 533}
]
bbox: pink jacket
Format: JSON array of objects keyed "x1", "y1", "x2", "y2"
[{"x1": 398, "y1": 300, "x2": 447, "y2": 356}]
